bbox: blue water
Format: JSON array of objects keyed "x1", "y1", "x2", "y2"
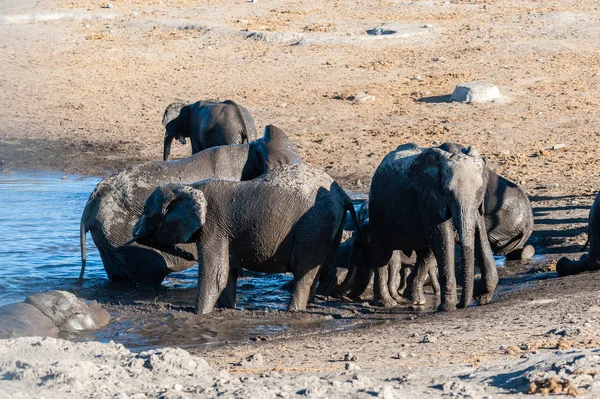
[{"x1": 0, "y1": 171, "x2": 105, "y2": 306}]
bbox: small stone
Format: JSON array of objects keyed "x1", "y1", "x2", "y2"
[
  {"x1": 237, "y1": 19, "x2": 249, "y2": 24},
  {"x1": 450, "y1": 81, "x2": 501, "y2": 103},
  {"x1": 420, "y1": 335, "x2": 437, "y2": 343},
  {"x1": 378, "y1": 385, "x2": 396, "y2": 399},
  {"x1": 412, "y1": 75, "x2": 423, "y2": 81},
  {"x1": 325, "y1": 60, "x2": 333, "y2": 65},
  {"x1": 279, "y1": 103, "x2": 287, "y2": 108},
  {"x1": 433, "y1": 56, "x2": 445, "y2": 62},
  {"x1": 353, "y1": 92, "x2": 376, "y2": 103},
  {"x1": 423, "y1": 24, "x2": 432, "y2": 28},
  {"x1": 241, "y1": 353, "x2": 264, "y2": 366},
  {"x1": 545, "y1": 183, "x2": 560, "y2": 189},
  {"x1": 551, "y1": 143, "x2": 566, "y2": 150},
  {"x1": 345, "y1": 362, "x2": 360, "y2": 370},
  {"x1": 344, "y1": 353, "x2": 358, "y2": 362},
  {"x1": 538, "y1": 149, "x2": 548, "y2": 156},
  {"x1": 503, "y1": 345, "x2": 520, "y2": 355},
  {"x1": 62, "y1": 176, "x2": 67, "y2": 180},
  {"x1": 173, "y1": 384, "x2": 183, "y2": 391},
  {"x1": 103, "y1": 3, "x2": 113, "y2": 8},
  {"x1": 395, "y1": 352, "x2": 408, "y2": 359}
]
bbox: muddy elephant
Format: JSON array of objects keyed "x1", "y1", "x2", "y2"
[
  {"x1": 440, "y1": 143, "x2": 534, "y2": 260},
  {"x1": 80, "y1": 125, "x2": 302, "y2": 284},
  {"x1": 556, "y1": 191, "x2": 600, "y2": 276},
  {"x1": 128, "y1": 164, "x2": 361, "y2": 314},
  {"x1": 0, "y1": 291, "x2": 110, "y2": 338},
  {"x1": 339, "y1": 143, "x2": 497, "y2": 311},
  {"x1": 163, "y1": 99, "x2": 258, "y2": 161}
]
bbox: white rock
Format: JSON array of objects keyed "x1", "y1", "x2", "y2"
[
  {"x1": 450, "y1": 82, "x2": 501, "y2": 103},
  {"x1": 353, "y1": 92, "x2": 376, "y2": 103},
  {"x1": 552, "y1": 143, "x2": 566, "y2": 150}
]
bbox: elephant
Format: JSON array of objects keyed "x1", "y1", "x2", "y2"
[
  {"x1": 556, "y1": 191, "x2": 600, "y2": 276},
  {"x1": 439, "y1": 143, "x2": 535, "y2": 260},
  {"x1": 338, "y1": 143, "x2": 498, "y2": 312},
  {"x1": 0, "y1": 291, "x2": 110, "y2": 338},
  {"x1": 163, "y1": 99, "x2": 258, "y2": 161},
  {"x1": 127, "y1": 163, "x2": 361, "y2": 314},
  {"x1": 79, "y1": 125, "x2": 302, "y2": 285},
  {"x1": 334, "y1": 142, "x2": 534, "y2": 307}
]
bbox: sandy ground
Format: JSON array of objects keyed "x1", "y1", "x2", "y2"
[{"x1": 2, "y1": 0, "x2": 600, "y2": 397}]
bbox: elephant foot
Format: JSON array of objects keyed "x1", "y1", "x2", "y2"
[
  {"x1": 506, "y1": 245, "x2": 535, "y2": 261},
  {"x1": 475, "y1": 292, "x2": 494, "y2": 306},
  {"x1": 411, "y1": 290, "x2": 427, "y2": 306},
  {"x1": 437, "y1": 301, "x2": 457, "y2": 312},
  {"x1": 375, "y1": 295, "x2": 397, "y2": 307},
  {"x1": 391, "y1": 292, "x2": 404, "y2": 303}
]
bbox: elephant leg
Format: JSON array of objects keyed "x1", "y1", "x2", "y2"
[
  {"x1": 194, "y1": 240, "x2": 230, "y2": 315},
  {"x1": 428, "y1": 262, "x2": 441, "y2": 296},
  {"x1": 427, "y1": 221, "x2": 458, "y2": 312},
  {"x1": 397, "y1": 264, "x2": 412, "y2": 297},
  {"x1": 474, "y1": 216, "x2": 499, "y2": 305},
  {"x1": 411, "y1": 248, "x2": 435, "y2": 306},
  {"x1": 216, "y1": 266, "x2": 238, "y2": 309},
  {"x1": 289, "y1": 267, "x2": 321, "y2": 311},
  {"x1": 506, "y1": 245, "x2": 535, "y2": 260},
  {"x1": 387, "y1": 251, "x2": 404, "y2": 303},
  {"x1": 372, "y1": 250, "x2": 396, "y2": 307}
]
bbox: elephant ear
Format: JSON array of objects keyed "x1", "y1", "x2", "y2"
[
  {"x1": 157, "y1": 185, "x2": 207, "y2": 245},
  {"x1": 418, "y1": 147, "x2": 453, "y2": 220},
  {"x1": 162, "y1": 102, "x2": 186, "y2": 127},
  {"x1": 262, "y1": 125, "x2": 302, "y2": 169}
]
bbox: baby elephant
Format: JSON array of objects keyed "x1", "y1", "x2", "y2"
[
  {"x1": 0, "y1": 291, "x2": 111, "y2": 338},
  {"x1": 128, "y1": 164, "x2": 360, "y2": 314},
  {"x1": 557, "y1": 191, "x2": 600, "y2": 276},
  {"x1": 162, "y1": 99, "x2": 258, "y2": 160}
]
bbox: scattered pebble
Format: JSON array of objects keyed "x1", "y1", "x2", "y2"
[
  {"x1": 423, "y1": 24, "x2": 432, "y2": 28},
  {"x1": 103, "y1": 3, "x2": 113, "y2": 8},
  {"x1": 433, "y1": 56, "x2": 445, "y2": 62},
  {"x1": 420, "y1": 335, "x2": 437, "y2": 343},
  {"x1": 552, "y1": 143, "x2": 566, "y2": 150},
  {"x1": 241, "y1": 353, "x2": 264, "y2": 367},
  {"x1": 395, "y1": 352, "x2": 408, "y2": 359},
  {"x1": 345, "y1": 362, "x2": 360, "y2": 371},
  {"x1": 344, "y1": 353, "x2": 358, "y2": 362},
  {"x1": 411, "y1": 75, "x2": 423, "y2": 81}
]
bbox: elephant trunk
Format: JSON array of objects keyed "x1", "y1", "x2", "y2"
[
  {"x1": 163, "y1": 133, "x2": 174, "y2": 161},
  {"x1": 453, "y1": 208, "x2": 476, "y2": 308},
  {"x1": 556, "y1": 254, "x2": 600, "y2": 276}
]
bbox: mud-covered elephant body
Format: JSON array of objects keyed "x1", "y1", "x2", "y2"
[
  {"x1": 339, "y1": 143, "x2": 497, "y2": 311},
  {"x1": 130, "y1": 164, "x2": 360, "y2": 314},
  {"x1": 163, "y1": 100, "x2": 258, "y2": 160},
  {"x1": 557, "y1": 192, "x2": 600, "y2": 276},
  {"x1": 0, "y1": 291, "x2": 110, "y2": 338},
  {"x1": 80, "y1": 126, "x2": 301, "y2": 284}
]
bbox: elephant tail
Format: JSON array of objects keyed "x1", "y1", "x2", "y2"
[
  {"x1": 344, "y1": 195, "x2": 363, "y2": 243},
  {"x1": 78, "y1": 220, "x2": 88, "y2": 283}
]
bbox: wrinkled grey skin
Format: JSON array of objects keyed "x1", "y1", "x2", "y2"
[
  {"x1": 557, "y1": 192, "x2": 600, "y2": 276},
  {"x1": 440, "y1": 143, "x2": 535, "y2": 260},
  {"x1": 163, "y1": 99, "x2": 258, "y2": 161},
  {"x1": 336, "y1": 143, "x2": 534, "y2": 307},
  {"x1": 129, "y1": 164, "x2": 361, "y2": 314},
  {"x1": 339, "y1": 143, "x2": 497, "y2": 312},
  {"x1": 80, "y1": 125, "x2": 302, "y2": 284},
  {"x1": 0, "y1": 291, "x2": 111, "y2": 338}
]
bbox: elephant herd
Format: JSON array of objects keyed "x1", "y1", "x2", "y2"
[{"x1": 79, "y1": 99, "x2": 600, "y2": 314}]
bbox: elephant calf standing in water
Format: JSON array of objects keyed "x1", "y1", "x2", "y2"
[
  {"x1": 556, "y1": 191, "x2": 600, "y2": 276},
  {"x1": 162, "y1": 99, "x2": 258, "y2": 161},
  {"x1": 80, "y1": 126, "x2": 301, "y2": 284},
  {"x1": 128, "y1": 164, "x2": 361, "y2": 314}
]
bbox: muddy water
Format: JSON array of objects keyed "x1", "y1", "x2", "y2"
[{"x1": 0, "y1": 172, "x2": 374, "y2": 350}]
